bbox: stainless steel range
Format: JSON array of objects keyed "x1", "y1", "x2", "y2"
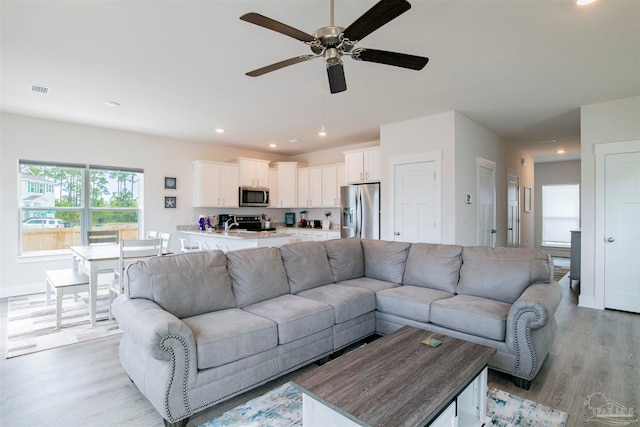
[{"x1": 218, "y1": 215, "x2": 275, "y2": 231}]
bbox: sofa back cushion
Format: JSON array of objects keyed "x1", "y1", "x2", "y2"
[
  {"x1": 403, "y1": 243, "x2": 463, "y2": 293},
  {"x1": 457, "y1": 247, "x2": 553, "y2": 303},
  {"x1": 324, "y1": 238, "x2": 364, "y2": 282},
  {"x1": 279, "y1": 241, "x2": 334, "y2": 294},
  {"x1": 226, "y1": 247, "x2": 290, "y2": 307},
  {"x1": 126, "y1": 251, "x2": 236, "y2": 318},
  {"x1": 361, "y1": 239, "x2": 411, "y2": 284}
]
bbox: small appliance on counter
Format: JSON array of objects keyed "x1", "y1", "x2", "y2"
[{"x1": 285, "y1": 212, "x2": 295, "y2": 227}]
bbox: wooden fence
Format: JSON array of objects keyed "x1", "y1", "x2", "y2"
[{"x1": 23, "y1": 225, "x2": 139, "y2": 252}]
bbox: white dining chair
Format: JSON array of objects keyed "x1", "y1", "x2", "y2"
[
  {"x1": 146, "y1": 230, "x2": 160, "y2": 239},
  {"x1": 108, "y1": 238, "x2": 162, "y2": 319},
  {"x1": 180, "y1": 238, "x2": 202, "y2": 253},
  {"x1": 159, "y1": 232, "x2": 172, "y2": 253}
]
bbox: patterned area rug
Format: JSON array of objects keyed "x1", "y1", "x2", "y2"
[
  {"x1": 5, "y1": 289, "x2": 121, "y2": 358},
  {"x1": 200, "y1": 382, "x2": 568, "y2": 427}
]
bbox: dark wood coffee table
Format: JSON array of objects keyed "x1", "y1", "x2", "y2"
[{"x1": 294, "y1": 326, "x2": 496, "y2": 427}]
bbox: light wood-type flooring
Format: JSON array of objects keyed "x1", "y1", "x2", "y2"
[{"x1": 1, "y1": 276, "x2": 638, "y2": 427}]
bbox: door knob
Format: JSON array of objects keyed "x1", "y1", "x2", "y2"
[
  {"x1": 491, "y1": 229, "x2": 497, "y2": 234},
  {"x1": 607, "y1": 237, "x2": 615, "y2": 242}
]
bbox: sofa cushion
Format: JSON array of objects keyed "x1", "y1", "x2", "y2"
[
  {"x1": 324, "y1": 238, "x2": 364, "y2": 282},
  {"x1": 376, "y1": 286, "x2": 454, "y2": 322},
  {"x1": 298, "y1": 284, "x2": 375, "y2": 324},
  {"x1": 279, "y1": 241, "x2": 334, "y2": 294},
  {"x1": 338, "y1": 277, "x2": 400, "y2": 293},
  {"x1": 361, "y1": 239, "x2": 411, "y2": 284},
  {"x1": 182, "y1": 308, "x2": 277, "y2": 370},
  {"x1": 403, "y1": 243, "x2": 463, "y2": 293},
  {"x1": 126, "y1": 251, "x2": 236, "y2": 318},
  {"x1": 226, "y1": 247, "x2": 290, "y2": 307},
  {"x1": 458, "y1": 247, "x2": 553, "y2": 304},
  {"x1": 430, "y1": 295, "x2": 511, "y2": 341},
  {"x1": 243, "y1": 294, "x2": 334, "y2": 344}
]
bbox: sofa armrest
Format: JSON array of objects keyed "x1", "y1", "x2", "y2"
[
  {"x1": 505, "y1": 281, "x2": 562, "y2": 380},
  {"x1": 113, "y1": 295, "x2": 198, "y2": 423},
  {"x1": 113, "y1": 295, "x2": 196, "y2": 362},
  {"x1": 507, "y1": 281, "x2": 562, "y2": 332}
]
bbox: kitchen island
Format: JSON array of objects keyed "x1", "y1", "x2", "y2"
[{"x1": 179, "y1": 230, "x2": 291, "y2": 252}]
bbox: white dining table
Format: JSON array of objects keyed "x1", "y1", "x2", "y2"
[{"x1": 70, "y1": 244, "x2": 120, "y2": 326}]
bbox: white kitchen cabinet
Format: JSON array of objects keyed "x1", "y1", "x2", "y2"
[
  {"x1": 269, "y1": 168, "x2": 279, "y2": 208},
  {"x1": 272, "y1": 162, "x2": 299, "y2": 208},
  {"x1": 344, "y1": 148, "x2": 381, "y2": 184},
  {"x1": 298, "y1": 167, "x2": 323, "y2": 208},
  {"x1": 322, "y1": 163, "x2": 345, "y2": 207},
  {"x1": 299, "y1": 230, "x2": 313, "y2": 242},
  {"x1": 236, "y1": 158, "x2": 270, "y2": 188},
  {"x1": 192, "y1": 160, "x2": 239, "y2": 207},
  {"x1": 326, "y1": 231, "x2": 341, "y2": 240}
]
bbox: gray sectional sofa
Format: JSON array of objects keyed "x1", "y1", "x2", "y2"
[{"x1": 112, "y1": 238, "x2": 562, "y2": 427}]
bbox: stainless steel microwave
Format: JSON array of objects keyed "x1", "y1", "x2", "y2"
[{"x1": 239, "y1": 186, "x2": 270, "y2": 207}]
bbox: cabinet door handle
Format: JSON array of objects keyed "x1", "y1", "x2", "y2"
[
  {"x1": 607, "y1": 237, "x2": 615, "y2": 242},
  {"x1": 360, "y1": 172, "x2": 363, "y2": 180},
  {"x1": 365, "y1": 172, "x2": 369, "y2": 180},
  {"x1": 394, "y1": 232, "x2": 400, "y2": 236}
]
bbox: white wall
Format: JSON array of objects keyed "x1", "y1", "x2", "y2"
[
  {"x1": 454, "y1": 112, "x2": 507, "y2": 247},
  {"x1": 0, "y1": 113, "x2": 291, "y2": 296},
  {"x1": 534, "y1": 160, "x2": 581, "y2": 255},
  {"x1": 579, "y1": 96, "x2": 640, "y2": 308}
]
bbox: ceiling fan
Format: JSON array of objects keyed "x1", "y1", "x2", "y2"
[{"x1": 240, "y1": 0, "x2": 429, "y2": 94}]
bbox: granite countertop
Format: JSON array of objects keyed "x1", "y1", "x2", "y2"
[{"x1": 179, "y1": 230, "x2": 291, "y2": 239}]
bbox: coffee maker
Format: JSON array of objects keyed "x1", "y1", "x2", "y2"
[{"x1": 285, "y1": 212, "x2": 295, "y2": 227}]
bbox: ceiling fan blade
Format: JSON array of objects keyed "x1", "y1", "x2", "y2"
[
  {"x1": 246, "y1": 55, "x2": 316, "y2": 77},
  {"x1": 342, "y1": 0, "x2": 411, "y2": 43},
  {"x1": 240, "y1": 13, "x2": 316, "y2": 43},
  {"x1": 327, "y1": 62, "x2": 347, "y2": 93},
  {"x1": 352, "y1": 48, "x2": 428, "y2": 70}
]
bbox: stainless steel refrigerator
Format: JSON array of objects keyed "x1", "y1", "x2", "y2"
[{"x1": 341, "y1": 183, "x2": 380, "y2": 239}]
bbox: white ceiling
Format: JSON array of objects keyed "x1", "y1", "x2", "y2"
[{"x1": 1, "y1": 0, "x2": 639, "y2": 162}]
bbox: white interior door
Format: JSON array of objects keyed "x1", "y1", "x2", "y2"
[
  {"x1": 393, "y1": 161, "x2": 438, "y2": 243},
  {"x1": 507, "y1": 172, "x2": 520, "y2": 248},
  {"x1": 477, "y1": 158, "x2": 496, "y2": 247},
  {"x1": 604, "y1": 151, "x2": 640, "y2": 313}
]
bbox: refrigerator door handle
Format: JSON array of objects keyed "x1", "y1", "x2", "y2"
[{"x1": 355, "y1": 188, "x2": 362, "y2": 238}]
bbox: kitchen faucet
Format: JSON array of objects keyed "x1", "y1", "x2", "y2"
[{"x1": 224, "y1": 216, "x2": 239, "y2": 232}]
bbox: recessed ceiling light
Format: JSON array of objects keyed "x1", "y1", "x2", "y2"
[
  {"x1": 576, "y1": 0, "x2": 597, "y2": 5},
  {"x1": 557, "y1": 149, "x2": 565, "y2": 154},
  {"x1": 269, "y1": 143, "x2": 277, "y2": 148},
  {"x1": 288, "y1": 138, "x2": 301, "y2": 144},
  {"x1": 215, "y1": 128, "x2": 225, "y2": 134},
  {"x1": 105, "y1": 101, "x2": 120, "y2": 107},
  {"x1": 540, "y1": 139, "x2": 557, "y2": 144}
]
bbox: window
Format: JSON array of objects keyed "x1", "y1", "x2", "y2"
[
  {"x1": 19, "y1": 161, "x2": 143, "y2": 255},
  {"x1": 542, "y1": 184, "x2": 580, "y2": 248}
]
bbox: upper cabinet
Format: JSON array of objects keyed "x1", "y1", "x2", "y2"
[
  {"x1": 322, "y1": 164, "x2": 344, "y2": 207},
  {"x1": 193, "y1": 160, "x2": 239, "y2": 208},
  {"x1": 271, "y1": 162, "x2": 300, "y2": 208},
  {"x1": 298, "y1": 167, "x2": 323, "y2": 208},
  {"x1": 236, "y1": 158, "x2": 270, "y2": 188},
  {"x1": 344, "y1": 147, "x2": 381, "y2": 184}
]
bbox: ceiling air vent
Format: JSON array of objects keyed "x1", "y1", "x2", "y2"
[{"x1": 31, "y1": 84, "x2": 50, "y2": 94}]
